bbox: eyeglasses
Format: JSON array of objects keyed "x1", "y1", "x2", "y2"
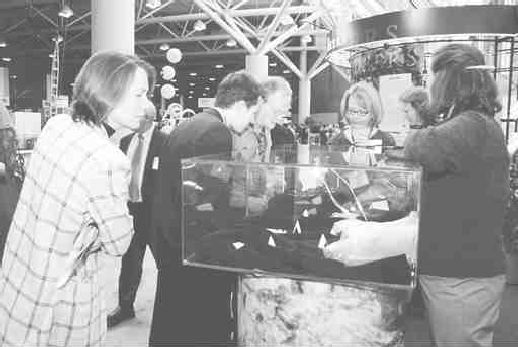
[{"x1": 347, "y1": 108, "x2": 369, "y2": 117}]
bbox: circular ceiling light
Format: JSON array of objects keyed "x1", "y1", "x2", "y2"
[
  {"x1": 160, "y1": 83, "x2": 176, "y2": 99},
  {"x1": 160, "y1": 65, "x2": 176, "y2": 80},
  {"x1": 166, "y1": 48, "x2": 183, "y2": 63}
]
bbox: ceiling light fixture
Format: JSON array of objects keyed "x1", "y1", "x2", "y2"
[
  {"x1": 226, "y1": 38, "x2": 237, "y2": 47},
  {"x1": 189, "y1": 72, "x2": 197, "y2": 76},
  {"x1": 208, "y1": 77, "x2": 216, "y2": 81},
  {"x1": 215, "y1": 64, "x2": 224, "y2": 69},
  {"x1": 301, "y1": 34, "x2": 312, "y2": 44},
  {"x1": 58, "y1": 5, "x2": 74, "y2": 19},
  {"x1": 2, "y1": 57, "x2": 12, "y2": 62},
  {"x1": 52, "y1": 35, "x2": 63, "y2": 43},
  {"x1": 146, "y1": 0, "x2": 161, "y2": 9},
  {"x1": 193, "y1": 20, "x2": 206, "y2": 32},
  {"x1": 159, "y1": 43, "x2": 170, "y2": 51},
  {"x1": 0, "y1": 41, "x2": 6, "y2": 47},
  {"x1": 279, "y1": 14, "x2": 295, "y2": 26}
]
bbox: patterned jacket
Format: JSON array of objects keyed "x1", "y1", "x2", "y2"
[{"x1": 0, "y1": 114, "x2": 134, "y2": 346}]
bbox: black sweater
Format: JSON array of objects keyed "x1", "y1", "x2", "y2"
[{"x1": 404, "y1": 111, "x2": 509, "y2": 278}]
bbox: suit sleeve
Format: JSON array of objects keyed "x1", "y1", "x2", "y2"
[{"x1": 85, "y1": 150, "x2": 134, "y2": 256}]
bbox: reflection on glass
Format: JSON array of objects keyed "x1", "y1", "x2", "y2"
[{"x1": 181, "y1": 145, "x2": 421, "y2": 290}]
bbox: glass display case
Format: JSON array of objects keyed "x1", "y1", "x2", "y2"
[{"x1": 181, "y1": 145, "x2": 422, "y2": 290}]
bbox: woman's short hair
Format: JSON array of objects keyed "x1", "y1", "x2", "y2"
[
  {"x1": 262, "y1": 76, "x2": 292, "y2": 99},
  {"x1": 429, "y1": 43, "x2": 501, "y2": 117},
  {"x1": 71, "y1": 51, "x2": 156, "y2": 125},
  {"x1": 214, "y1": 70, "x2": 263, "y2": 109},
  {"x1": 399, "y1": 86, "x2": 432, "y2": 126},
  {"x1": 339, "y1": 80, "x2": 383, "y2": 128}
]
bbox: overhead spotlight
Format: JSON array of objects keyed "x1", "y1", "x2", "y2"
[
  {"x1": 189, "y1": 72, "x2": 197, "y2": 76},
  {"x1": 146, "y1": 0, "x2": 161, "y2": 9},
  {"x1": 269, "y1": 62, "x2": 277, "y2": 67},
  {"x1": 215, "y1": 64, "x2": 224, "y2": 69},
  {"x1": 193, "y1": 20, "x2": 206, "y2": 32},
  {"x1": 282, "y1": 69, "x2": 290, "y2": 74},
  {"x1": 204, "y1": 87, "x2": 210, "y2": 91},
  {"x1": 0, "y1": 41, "x2": 6, "y2": 47},
  {"x1": 2, "y1": 57, "x2": 12, "y2": 62},
  {"x1": 279, "y1": 15, "x2": 295, "y2": 26},
  {"x1": 208, "y1": 77, "x2": 216, "y2": 81},
  {"x1": 189, "y1": 82, "x2": 195, "y2": 86},
  {"x1": 58, "y1": 5, "x2": 74, "y2": 19},
  {"x1": 159, "y1": 43, "x2": 170, "y2": 51},
  {"x1": 10, "y1": 75, "x2": 17, "y2": 79},
  {"x1": 226, "y1": 38, "x2": 237, "y2": 47},
  {"x1": 301, "y1": 35, "x2": 312, "y2": 44},
  {"x1": 52, "y1": 35, "x2": 63, "y2": 43}
]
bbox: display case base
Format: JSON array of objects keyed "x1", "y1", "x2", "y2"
[{"x1": 237, "y1": 276, "x2": 410, "y2": 346}]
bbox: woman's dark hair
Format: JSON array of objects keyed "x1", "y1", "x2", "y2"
[
  {"x1": 71, "y1": 51, "x2": 156, "y2": 125},
  {"x1": 214, "y1": 70, "x2": 263, "y2": 109},
  {"x1": 429, "y1": 43, "x2": 501, "y2": 118}
]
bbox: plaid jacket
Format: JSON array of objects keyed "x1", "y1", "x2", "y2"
[{"x1": 0, "y1": 114, "x2": 134, "y2": 346}]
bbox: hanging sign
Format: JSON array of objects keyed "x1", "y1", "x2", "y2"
[{"x1": 332, "y1": 5, "x2": 518, "y2": 47}]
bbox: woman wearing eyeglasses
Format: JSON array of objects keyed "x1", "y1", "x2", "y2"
[{"x1": 330, "y1": 80, "x2": 395, "y2": 148}]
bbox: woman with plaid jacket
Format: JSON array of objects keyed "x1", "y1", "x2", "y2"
[{"x1": 0, "y1": 51, "x2": 155, "y2": 347}]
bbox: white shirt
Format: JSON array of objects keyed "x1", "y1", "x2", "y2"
[{"x1": 126, "y1": 123, "x2": 155, "y2": 202}]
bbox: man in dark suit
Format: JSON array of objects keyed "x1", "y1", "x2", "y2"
[
  {"x1": 148, "y1": 71, "x2": 263, "y2": 346},
  {"x1": 107, "y1": 101, "x2": 167, "y2": 327}
]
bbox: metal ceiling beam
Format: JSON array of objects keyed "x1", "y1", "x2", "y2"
[
  {"x1": 271, "y1": 48, "x2": 303, "y2": 78},
  {"x1": 194, "y1": 0, "x2": 256, "y2": 53},
  {"x1": 259, "y1": 9, "x2": 322, "y2": 55},
  {"x1": 0, "y1": 0, "x2": 57, "y2": 10},
  {"x1": 256, "y1": 0, "x2": 291, "y2": 53},
  {"x1": 138, "y1": 0, "x2": 177, "y2": 21},
  {"x1": 6, "y1": 5, "x2": 317, "y2": 38},
  {"x1": 136, "y1": 6, "x2": 317, "y2": 25},
  {"x1": 10, "y1": 44, "x2": 320, "y2": 59}
]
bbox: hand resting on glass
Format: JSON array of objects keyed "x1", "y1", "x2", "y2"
[{"x1": 323, "y1": 212, "x2": 418, "y2": 266}]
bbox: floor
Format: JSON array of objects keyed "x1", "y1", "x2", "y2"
[{"x1": 102, "y1": 251, "x2": 518, "y2": 346}]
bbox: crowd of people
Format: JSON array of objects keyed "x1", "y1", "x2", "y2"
[{"x1": 0, "y1": 42, "x2": 513, "y2": 346}]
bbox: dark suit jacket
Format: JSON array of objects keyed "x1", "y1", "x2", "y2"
[
  {"x1": 152, "y1": 108, "x2": 232, "y2": 267},
  {"x1": 149, "y1": 108, "x2": 235, "y2": 345},
  {"x1": 120, "y1": 126, "x2": 167, "y2": 258},
  {"x1": 271, "y1": 123, "x2": 296, "y2": 146}
]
